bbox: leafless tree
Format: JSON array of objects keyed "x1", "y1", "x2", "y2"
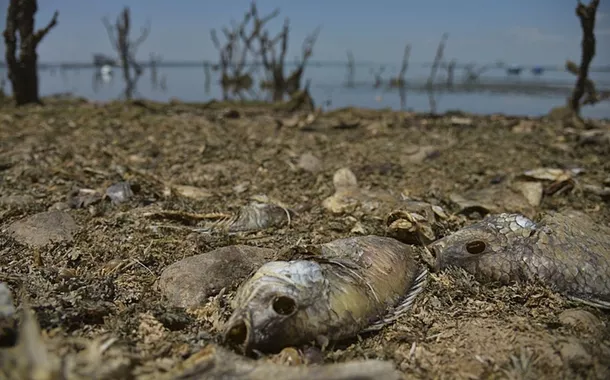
[
  {"x1": 203, "y1": 61, "x2": 212, "y2": 94},
  {"x1": 149, "y1": 52, "x2": 162, "y2": 90},
  {"x1": 389, "y1": 44, "x2": 411, "y2": 88},
  {"x1": 257, "y1": 18, "x2": 320, "y2": 101},
  {"x1": 372, "y1": 66, "x2": 385, "y2": 89},
  {"x1": 569, "y1": 0, "x2": 608, "y2": 113},
  {"x1": 446, "y1": 59, "x2": 456, "y2": 88},
  {"x1": 427, "y1": 33, "x2": 448, "y2": 87},
  {"x1": 102, "y1": 7, "x2": 150, "y2": 100},
  {"x1": 463, "y1": 63, "x2": 492, "y2": 83},
  {"x1": 3, "y1": 0, "x2": 58, "y2": 105},
  {"x1": 345, "y1": 50, "x2": 355, "y2": 88},
  {"x1": 210, "y1": 2, "x2": 277, "y2": 99}
]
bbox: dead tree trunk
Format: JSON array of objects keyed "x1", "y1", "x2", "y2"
[
  {"x1": 390, "y1": 44, "x2": 411, "y2": 88},
  {"x1": 284, "y1": 27, "x2": 320, "y2": 95},
  {"x1": 427, "y1": 33, "x2": 448, "y2": 88},
  {"x1": 149, "y1": 52, "x2": 161, "y2": 90},
  {"x1": 372, "y1": 66, "x2": 385, "y2": 89},
  {"x1": 102, "y1": 7, "x2": 149, "y2": 100},
  {"x1": 446, "y1": 59, "x2": 456, "y2": 88},
  {"x1": 346, "y1": 50, "x2": 355, "y2": 88},
  {"x1": 3, "y1": 0, "x2": 58, "y2": 105},
  {"x1": 203, "y1": 61, "x2": 211, "y2": 94},
  {"x1": 570, "y1": 0, "x2": 599, "y2": 114},
  {"x1": 257, "y1": 17, "x2": 319, "y2": 102}
]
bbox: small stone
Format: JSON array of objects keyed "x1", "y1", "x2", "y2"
[
  {"x1": 449, "y1": 116, "x2": 473, "y2": 126},
  {"x1": 558, "y1": 339, "x2": 592, "y2": 366},
  {"x1": 105, "y1": 181, "x2": 134, "y2": 205},
  {"x1": 333, "y1": 168, "x2": 358, "y2": 189},
  {"x1": 171, "y1": 185, "x2": 214, "y2": 200},
  {"x1": 6, "y1": 211, "x2": 79, "y2": 248},
  {"x1": 0, "y1": 282, "x2": 17, "y2": 347},
  {"x1": 0, "y1": 195, "x2": 35, "y2": 207},
  {"x1": 49, "y1": 202, "x2": 71, "y2": 211},
  {"x1": 0, "y1": 282, "x2": 15, "y2": 319},
  {"x1": 158, "y1": 245, "x2": 275, "y2": 308},
  {"x1": 558, "y1": 309, "x2": 602, "y2": 334},
  {"x1": 297, "y1": 152, "x2": 322, "y2": 173}
]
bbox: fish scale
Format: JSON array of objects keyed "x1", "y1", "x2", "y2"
[{"x1": 430, "y1": 209, "x2": 610, "y2": 308}]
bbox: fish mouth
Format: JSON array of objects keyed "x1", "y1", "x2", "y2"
[{"x1": 223, "y1": 311, "x2": 253, "y2": 353}]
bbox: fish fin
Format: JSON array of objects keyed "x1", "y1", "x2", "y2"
[
  {"x1": 361, "y1": 267, "x2": 429, "y2": 333},
  {"x1": 567, "y1": 295, "x2": 610, "y2": 310}
]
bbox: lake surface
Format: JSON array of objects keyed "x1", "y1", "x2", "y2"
[{"x1": 4, "y1": 64, "x2": 610, "y2": 118}]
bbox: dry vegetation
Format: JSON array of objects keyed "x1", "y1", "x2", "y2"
[{"x1": 0, "y1": 99, "x2": 609, "y2": 379}]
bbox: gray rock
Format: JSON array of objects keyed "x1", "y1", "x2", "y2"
[
  {"x1": 0, "y1": 282, "x2": 15, "y2": 319},
  {"x1": 105, "y1": 182, "x2": 134, "y2": 205},
  {"x1": 158, "y1": 245, "x2": 275, "y2": 308},
  {"x1": 297, "y1": 152, "x2": 322, "y2": 173},
  {"x1": 558, "y1": 308, "x2": 603, "y2": 334},
  {"x1": 6, "y1": 211, "x2": 79, "y2": 248},
  {"x1": 0, "y1": 195, "x2": 35, "y2": 207}
]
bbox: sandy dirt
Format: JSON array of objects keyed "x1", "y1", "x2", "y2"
[{"x1": 0, "y1": 98, "x2": 609, "y2": 379}]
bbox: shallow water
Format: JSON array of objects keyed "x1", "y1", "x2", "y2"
[{"x1": 4, "y1": 64, "x2": 610, "y2": 118}]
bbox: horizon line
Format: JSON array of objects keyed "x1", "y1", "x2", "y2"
[{"x1": 1, "y1": 59, "x2": 609, "y2": 72}]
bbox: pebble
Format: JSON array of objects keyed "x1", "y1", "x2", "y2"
[
  {"x1": 0, "y1": 195, "x2": 35, "y2": 207},
  {"x1": 558, "y1": 309, "x2": 603, "y2": 334},
  {"x1": 0, "y1": 282, "x2": 15, "y2": 319},
  {"x1": 297, "y1": 152, "x2": 322, "y2": 173},
  {"x1": 557, "y1": 339, "x2": 592, "y2": 366},
  {"x1": 158, "y1": 245, "x2": 275, "y2": 308},
  {"x1": 6, "y1": 211, "x2": 79, "y2": 247}
]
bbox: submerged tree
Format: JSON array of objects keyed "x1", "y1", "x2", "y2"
[
  {"x1": 463, "y1": 63, "x2": 492, "y2": 84},
  {"x1": 210, "y1": 2, "x2": 278, "y2": 99},
  {"x1": 371, "y1": 66, "x2": 385, "y2": 89},
  {"x1": 102, "y1": 7, "x2": 150, "y2": 100},
  {"x1": 257, "y1": 19, "x2": 320, "y2": 101},
  {"x1": 345, "y1": 50, "x2": 355, "y2": 88},
  {"x1": 149, "y1": 52, "x2": 162, "y2": 90},
  {"x1": 389, "y1": 44, "x2": 411, "y2": 88},
  {"x1": 3, "y1": 0, "x2": 59, "y2": 105},
  {"x1": 427, "y1": 33, "x2": 448, "y2": 88},
  {"x1": 211, "y1": 2, "x2": 319, "y2": 103},
  {"x1": 569, "y1": 0, "x2": 608, "y2": 114}
]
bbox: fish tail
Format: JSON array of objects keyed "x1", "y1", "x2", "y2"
[{"x1": 361, "y1": 267, "x2": 429, "y2": 333}]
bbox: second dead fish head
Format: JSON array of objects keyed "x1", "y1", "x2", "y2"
[
  {"x1": 223, "y1": 259, "x2": 328, "y2": 353},
  {"x1": 429, "y1": 214, "x2": 537, "y2": 283}
]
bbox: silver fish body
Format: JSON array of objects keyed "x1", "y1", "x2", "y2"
[
  {"x1": 223, "y1": 235, "x2": 427, "y2": 353},
  {"x1": 429, "y1": 210, "x2": 610, "y2": 308}
]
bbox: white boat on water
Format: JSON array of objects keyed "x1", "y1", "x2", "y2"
[{"x1": 100, "y1": 64, "x2": 113, "y2": 83}]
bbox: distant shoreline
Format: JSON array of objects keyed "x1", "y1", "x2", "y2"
[{"x1": 1, "y1": 60, "x2": 609, "y2": 73}]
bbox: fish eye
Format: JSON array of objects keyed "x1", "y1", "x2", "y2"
[
  {"x1": 272, "y1": 296, "x2": 297, "y2": 316},
  {"x1": 465, "y1": 240, "x2": 486, "y2": 254}
]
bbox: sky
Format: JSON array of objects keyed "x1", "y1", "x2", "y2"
[{"x1": 0, "y1": 0, "x2": 609, "y2": 67}]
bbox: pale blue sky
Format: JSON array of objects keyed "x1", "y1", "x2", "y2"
[{"x1": 1, "y1": 0, "x2": 610, "y2": 66}]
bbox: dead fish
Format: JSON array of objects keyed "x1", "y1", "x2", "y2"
[
  {"x1": 200, "y1": 201, "x2": 293, "y2": 233},
  {"x1": 223, "y1": 235, "x2": 427, "y2": 353},
  {"x1": 429, "y1": 210, "x2": 610, "y2": 309}
]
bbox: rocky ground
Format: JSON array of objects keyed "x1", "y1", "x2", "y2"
[{"x1": 0, "y1": 98, "x2": 609, "y2": 379}]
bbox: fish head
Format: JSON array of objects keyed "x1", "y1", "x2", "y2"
[
  {"x1": 223, "y1": 260, "x2": 327, "y2": 353},
  {"x1": 429, "y1": 214, "x2": 537, "y2": 279}
]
